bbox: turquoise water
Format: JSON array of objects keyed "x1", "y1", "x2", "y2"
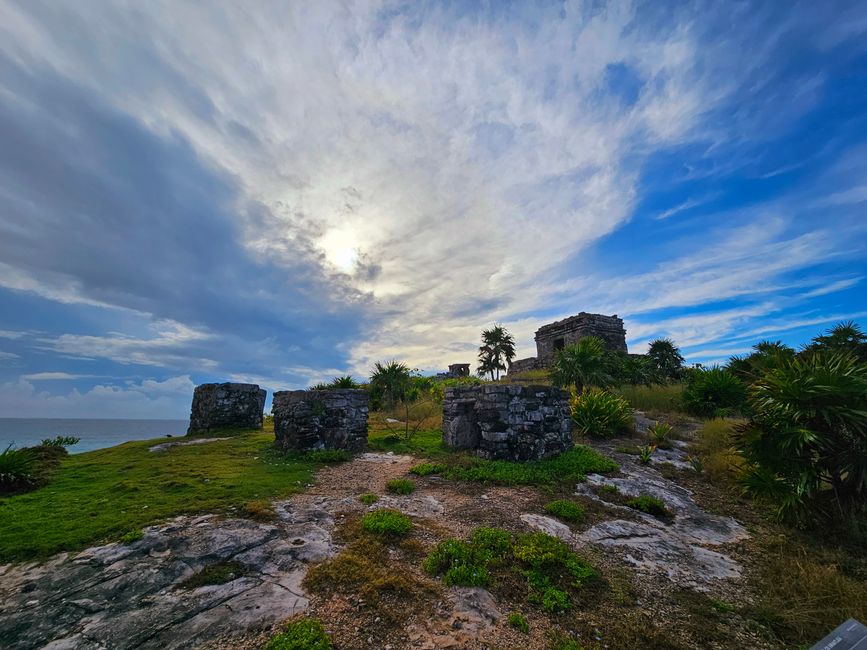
[{"x1": 0, "y1": 418, "x2": 188, "y2": 453}]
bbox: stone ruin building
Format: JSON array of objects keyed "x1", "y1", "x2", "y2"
[
  {"x1": 187, "y1": 382, "x2": 267, "y2": 435},
  {"x1": 509, "y1": 312, "x2": 628, "y2": 374},
  {"x1": 272, "y1": 389, "x2": 369, "y2": 452},
  {"x1": 436, "y1": 363, "x2": 471, "y2": 380},
  {"x1": 442, "y1": 384, "x2": 572, "y2": 461}
]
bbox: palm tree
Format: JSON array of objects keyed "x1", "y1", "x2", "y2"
[
  {"x1": 329, "y1": 375, "x2": 360, "y2": 388},
  {"x1": 476, "y1": 324, "x2": 516, "y2": 380},
  {"x1": 647, "y1": 338, "x2": 685, "y2": 381},
  {"x1": 807, "y1": 321, "x2": 867, "y2": 362},
  {"x1": 550, "y1": 336, "x2": 614, "y2": 393},
  {"x1": 369, "y1": 361, "x2": 411, "y2": 410}
]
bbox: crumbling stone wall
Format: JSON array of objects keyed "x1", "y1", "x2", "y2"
[
  {"x1": 273, "y1": 389, "x2": 368, "y2": 452},
  {"x1": 509, "y1": 312, "x2": 628, "y2": 374},
  {"x1": 442, "y1": 385, "x2": 572, "y2": 461},
  {"x1": 187, "y1": 383, "x2": 266, "y2": 435}
]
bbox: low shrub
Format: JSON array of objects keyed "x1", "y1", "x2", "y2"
[
  {"x1": 638, "y1": 444, "x2": 655, "y2": 465},
  {"x1": 265, "y1": 618, "x2": 332, "y2": 650},
  {"x1": 409, "y1": 462, "x2": 444, "y2": 476},
  {"x1": 513, "y1": 532, "x2": 597, "y2": 612},
  {"x1": 691, "y1": 418, "x2": 740, "y2": 482},
  {"x1": 626, "y1": 495, "x2": 671, "y2": 519},
  {"x1": 361, "y1": 509, "x2": 413, "y2": 537},
  {"x1": 681, "y1": 367, "x2": 746, "y2": 418},
  {"x1": 543, "y1": 500, "x2": 586, "y2": 522},
  {"x1": 40, "y1": 435, "x2": 81, "y2": 447},
  {"x1": 735, "y1": 351, "x2": 867, "y2": 522},
  {"x1": 508, "y1": 611, "x2": 529, "y2": 633},
  {"x1": 423, "y1": 527, "x2": 514, "y2": 587},
  {"x1": 570, "y1": 388, "x2": 633, "y2": 438},
  {"x1": 358, "y1": 493, "x2": 379, "y2": 505},
  {"x1": 0, "y1": 444, "x2": 35, "y2": 492},
  {"x1": 120, "y1": 529, "x2": 144, "y2": 544},
  {"x1": 386, "y1": 478, "x2": 415, "y2": 494}
]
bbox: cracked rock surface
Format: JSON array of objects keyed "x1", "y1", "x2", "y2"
[
  {"x1": 0, "y1": 501, "x2": 336, "y2": 650},
  {"x1": 575, "y1": 416, "x2": 749, "y2": 590}
]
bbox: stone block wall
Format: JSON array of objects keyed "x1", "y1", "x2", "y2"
[
  {"x1": 187, "y1": 383, "x2": 266, "y2": 435},
  {"x1": 535, "y1": 312, "x2": 627, "y2": 362},
  {"x1": 442, "y1": 384, "x2": 572, "y2": 461},
  {"x1": 273, "y1": 389, "x2": 368, "y2": 452}
]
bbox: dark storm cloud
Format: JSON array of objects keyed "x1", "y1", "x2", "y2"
[{"x1": 0, "y1": 52, "x2": 373, "y2": 370}]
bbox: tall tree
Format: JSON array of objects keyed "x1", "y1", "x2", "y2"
[
  {"x1": 550, "y1": 336, "x2": 613, "y2": 393},
  {"x1": 476, "y1": 324, "x2": 516, "y2": 380},
  {"x1": 647, "y1": 338, "x2": 685, "y2": 381}
]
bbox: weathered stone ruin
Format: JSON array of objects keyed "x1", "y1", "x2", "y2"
[
  {"x1": 436, "y1": 363, "x2": 472, "y2": 379},
  {"x1": 272, "y1": 389, "x2": 369, "y2": 452},
  {"x1": 442, "y1": 384, "x2": 573, "y2": 461},
  {"x1": 187, "y1": 382, "x2": 266, "y2": 435},
  {"x1": 509, "y1": 312, "x2": 628, "y2": 374}
]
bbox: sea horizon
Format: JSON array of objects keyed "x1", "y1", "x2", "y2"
[{"x1": 0, "y1": 417, "x2": 189, "y2": 453}]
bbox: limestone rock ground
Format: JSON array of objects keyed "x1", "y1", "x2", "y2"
[{"x1": 1, "y1": 426, "x2": 770, "y2": 649}]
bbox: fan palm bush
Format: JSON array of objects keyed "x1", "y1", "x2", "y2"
[
  {"x1": 735, "y1": 351, "x2": 867, "y2": 522},
  {"x1": 551, "y1": 337, "x2": 613, "y2": 393},
  {"x1": 646, "y1": 338, "x2": 685, "y2": 381},
  {"x1": 0, "y1": 445, "x2": 35, "y2": 493},
  {"x1": 570, "y1": 388, "x2": 633, "y2": 438},
  {"x1": 368, "y1": 360, "x2": 411, "y2": 410},
  {"x1": 681, "y1": 367, "x2": 746, "y2": 417}
]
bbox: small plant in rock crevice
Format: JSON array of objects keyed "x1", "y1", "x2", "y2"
[
  {"x1": 358, "y1": 493, "x2": 379, "y2": 505},
  {"x1": 508, "y1": 611, "x2": 530, "y2": 633},
  {"x1": 626, "y1": 494, "x2": 671, "y2": 520},
  {"x1": 638, "y1": 444, "x2": 656, "y2": 465},
  {"x1": 647, "y1": 422, "x2": 673, "y2": 448}
]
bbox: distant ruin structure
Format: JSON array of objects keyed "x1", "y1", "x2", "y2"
[
  {"x1": 436, "y1": 363, "x2": 471, "y2": 379},
  {"x1": 442, "y1": 384, "x2": 573, "y2": 461},
  {"x1": 509, "y1": 312, "x2": 627, "y2": 374},
  {"x1": 187, "y1": 383, "x2": 266, "y2": 435},
  {"x1": 272, "y1": 389, "x2": 369, "y2": 452}
]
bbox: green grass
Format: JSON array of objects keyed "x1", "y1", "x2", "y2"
[
  {"x1": 367, "y1": 426, "x2": 448, "y2": 457},
  {"x1": 443, "y1": 446, "x2": 616, "y2": 486},
  {"x1": 358, "y1": 493, "x2": 379, "y2": 505},
  {"x1": 386, "y1": 478, "x2": 416, "y2": 494},
  {"x1": 544, "y1": 499, "x2": 586, "y2": 522},
  {"x1": 265, "y1": 618, "x2": 332, "y2": 650},
  {"x1": 409, "y1": 462, "x2": 444, "y2": 476},
  {"x1": 615, "y1": 383, "x2": 685, "y2": 413},
  {"x1": 361, "y1": 509, "x2": 413, "y2": 537},
  {"x1": 0, "y1": 426, "x2": 315, "y2": 562}
]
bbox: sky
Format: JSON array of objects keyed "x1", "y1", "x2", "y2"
[{"x1": 0, "y1": 0, "x2": 865, "y2": 419}]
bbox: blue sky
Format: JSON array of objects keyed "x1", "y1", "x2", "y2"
[{"x1": 0, "y1": 1, "x2": 865, "y2": 418}]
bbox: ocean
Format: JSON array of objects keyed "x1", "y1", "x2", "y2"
[{"x1": 0, "y1": 418, "x2": 189, "y2": 453}]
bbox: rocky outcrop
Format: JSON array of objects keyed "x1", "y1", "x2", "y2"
[
  {"x1": 186, "y1": 383, "x2": 266, "y2": 435},
  {"x1": 0, "y1": 501, "x2": 336, "y2": 649},
  {"x1": 575, "y1": 415, "x2": 749, "y2": 590},
  {"x1": 272, "y1": 389, "x2": 368, "y2": 452},
  {"x1": 442, "y1": 385, "x2": 572, "y2": 461}
]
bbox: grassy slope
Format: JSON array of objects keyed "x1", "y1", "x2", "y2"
[{"x1": 0, "y1": 424, "x2": 314, "y2": 562}]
